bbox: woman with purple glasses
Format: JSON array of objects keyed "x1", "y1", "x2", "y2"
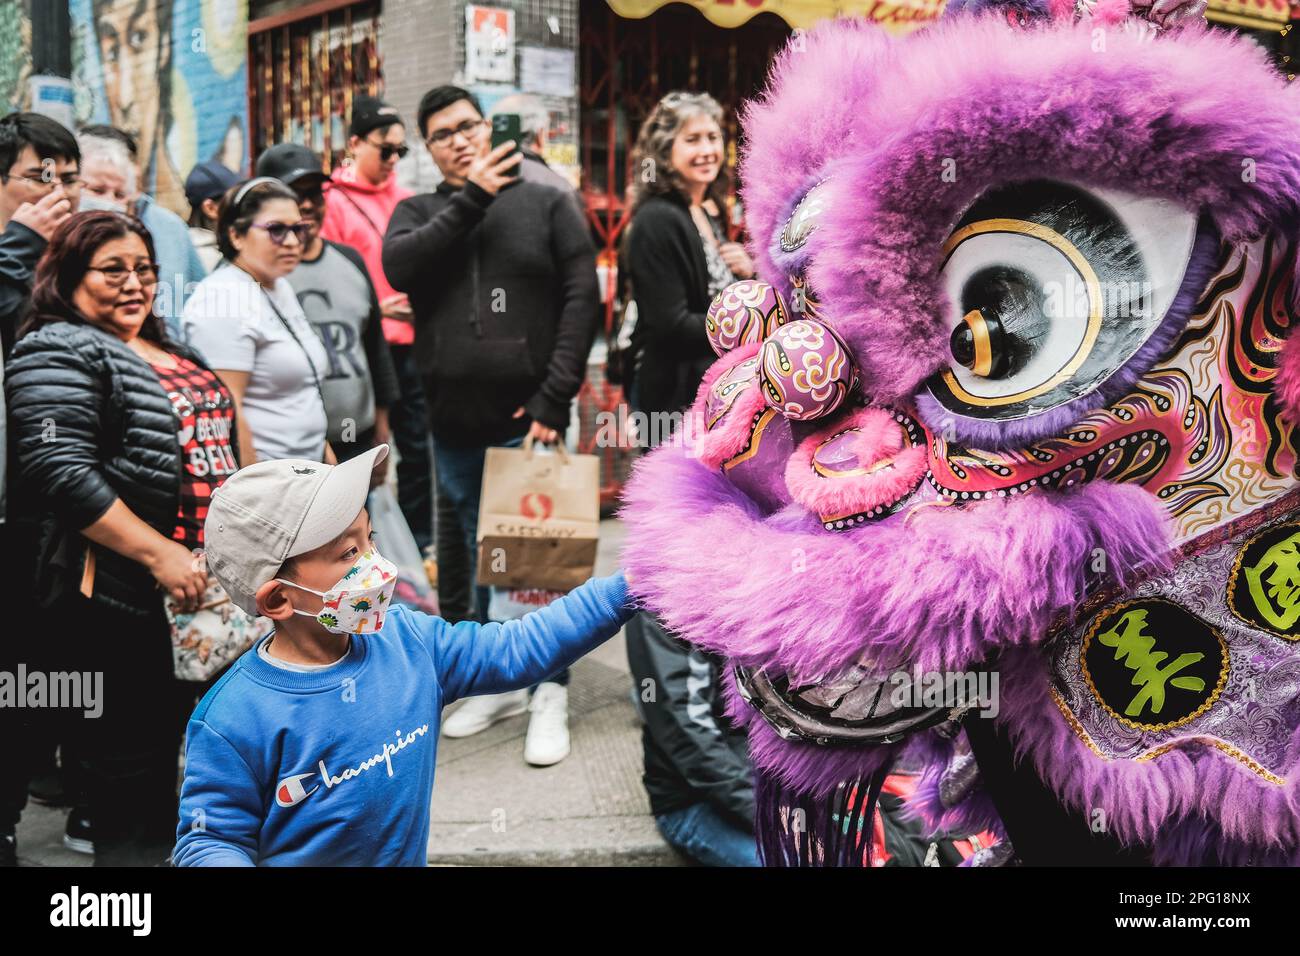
[{"x1": 182, "y1": 176, "x2": 333, "y2": 464}]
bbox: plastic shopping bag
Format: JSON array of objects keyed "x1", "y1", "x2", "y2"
[{"x1": 369, "y1": 485, "x2": 439, "y2": 616}]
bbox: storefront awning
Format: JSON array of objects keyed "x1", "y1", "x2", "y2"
[
  {"x1": 603, "y1": 0, "x2": 945, "y2": 33},
  {"x1": 1206, "y1": 0, "x2": 1294, "y2": 30}
]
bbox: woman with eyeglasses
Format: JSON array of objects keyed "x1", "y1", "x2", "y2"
[
  {"x1": 5, "y1": 209, "x2": 242, "y2": 865},
  {"x1": 182, "y1": 177, "x2": 332, "y2": 465}
]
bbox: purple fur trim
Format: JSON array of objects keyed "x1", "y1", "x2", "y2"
[
  {"x1": 995, "y1": 648, "x2": 1300, "y2": 858},
  {"x1": 739, "y1": 19, "x2": 1300, "y2": 405},
  {"x1": 621, "y1": 442, "x2": 1172, "y2": 683},
  {"x1": 755, "y1": 762, "x2": 887, "y2": 867},
  {"x1": 1154, "y1": 817, "x2": 1300, "y2": 866},
  {"x1": 901, "y1": 732, "x2": 1007, "y2": 840},
  {"x1": 914, "y1": 222, "x2": 1224, "y2": 449}
]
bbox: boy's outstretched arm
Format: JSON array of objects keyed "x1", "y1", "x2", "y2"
[
  {"x1": 433, "y1": 571, "x2": 634, "y2": 703},
  {"x1": 173, "y1": 720, "x2": 262, "y2": 867}
]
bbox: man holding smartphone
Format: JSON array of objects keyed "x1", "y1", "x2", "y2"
[{"x1": 382, "y1": 86, "x2": 599, "y2": 764}]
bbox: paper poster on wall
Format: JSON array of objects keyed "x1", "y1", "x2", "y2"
[
  {"x1": 519, "y1": 46, "x2": 574, "y2": 99},
  {"x1": 28, "y1": 76, "x2": 76, "y2": 129},
  {"x1": 465, "y1": 5, "x2": 515, "y2": 84}
]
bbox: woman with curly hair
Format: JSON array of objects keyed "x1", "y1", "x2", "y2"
[{"x1": 622, "y1": 91, "x2": 755, "y2": 424}]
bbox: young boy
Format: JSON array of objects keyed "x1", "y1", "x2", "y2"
[{"x1": 172, "y1": 445, "x2": 632, "y2": 866}]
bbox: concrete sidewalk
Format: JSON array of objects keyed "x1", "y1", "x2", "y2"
[
  {"x1": 13, "y1": 518, "x2": 685, "y2": 867},
  {"x1": 427, "y1": 518, "x2": 682, "y2": 866}
]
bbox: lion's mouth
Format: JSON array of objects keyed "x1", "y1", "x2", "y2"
[{"x1": 734, "y1": 661, "x2": 973, "y2": 747}]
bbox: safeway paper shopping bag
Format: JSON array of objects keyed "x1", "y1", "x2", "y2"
[{"x1": 476, "y1": 441, "x2": 600, "y2": 591}]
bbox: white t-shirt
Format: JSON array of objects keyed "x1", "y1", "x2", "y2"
[{"x1": 182, "y1": 264, "x2": 329, "y2": 462}]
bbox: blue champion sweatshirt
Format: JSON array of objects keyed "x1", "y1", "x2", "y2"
[{"x1": 173, "y1": 572, "x2": 631, "y2": 866}]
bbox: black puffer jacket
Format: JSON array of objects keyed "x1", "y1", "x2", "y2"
[{"x1": 6, "y1": 320, "x2": 238, "y2": 616}]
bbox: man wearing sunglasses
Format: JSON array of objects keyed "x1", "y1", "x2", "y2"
[{"x1": 320, "y1": 96, "x2": 433, "y2": 557}]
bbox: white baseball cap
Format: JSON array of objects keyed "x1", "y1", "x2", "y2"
[{"x1": 203, "y1": 445, "x2": 390, "y2": 615}]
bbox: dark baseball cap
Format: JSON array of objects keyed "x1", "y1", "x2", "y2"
[
  {"x1": 184, "y1": 160, "x2": 239, "y2": 208},
  {"x1": 255, "y1": 143, "x2": 328, "y2": 189},
  {"x1": 349, "y1": 95, "x2": 403, "y2": 138}
]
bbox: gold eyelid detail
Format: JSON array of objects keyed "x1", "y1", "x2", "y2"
[{"x1": 965, "y1": 309, "x2": 994, "y2": 377}]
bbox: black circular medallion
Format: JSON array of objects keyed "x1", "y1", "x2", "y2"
[
  {"x1": 1228, "y1": 523, "x2": 1300, "y2": 640},
  {"x1": 1081, "y1": 599, "x2": 1227, "y2": 731}
]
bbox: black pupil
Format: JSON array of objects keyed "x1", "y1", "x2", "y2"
[{"x1": 951, "y1": 267, "x2": 1040, "y2": 378}]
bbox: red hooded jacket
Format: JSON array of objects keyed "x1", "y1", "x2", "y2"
[{"x1": 320, "y1": 165, "x2": 414, "y2": 345}]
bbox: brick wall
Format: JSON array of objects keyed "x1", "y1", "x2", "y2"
[{"x1": 381, "y1": 0, "x2": 459, "y2": 192}]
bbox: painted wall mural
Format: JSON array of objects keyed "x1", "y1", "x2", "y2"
[
  {"x1": 1, "y1": 2, "x2": 35, "y2": 113},
  {"x1": 71, "y1": 0, "x2": 249, "y2": 214}
]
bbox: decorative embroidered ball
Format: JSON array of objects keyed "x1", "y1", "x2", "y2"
[
  {"x1": 705, "y1": 279, "x2": 789, "y2": 356},
  {"x1": 758, "y1": 318, "x2": 857, "y2": 420}
]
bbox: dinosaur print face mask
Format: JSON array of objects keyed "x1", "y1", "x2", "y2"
[{"x1": 278, "y1": 549, "x2": 398, "y2": 635}]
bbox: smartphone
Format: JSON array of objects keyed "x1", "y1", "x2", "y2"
[{"x1": 490, "y1": 113, "x2": 522, "y2": 178}]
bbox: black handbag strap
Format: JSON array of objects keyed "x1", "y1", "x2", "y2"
[{"x1": 259, "y1": 285, "x2": 324, "y2": 399}]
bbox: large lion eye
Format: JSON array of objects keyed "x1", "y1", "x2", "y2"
[{"x1": 925, "y1": 180, "x2": 1199, "y2": 423}]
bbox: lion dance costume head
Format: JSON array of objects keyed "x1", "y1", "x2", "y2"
[{"x1": 621, "y1": 0, "x2": 1300, "y2": 865}]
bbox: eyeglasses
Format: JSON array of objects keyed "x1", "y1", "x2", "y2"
[
  {"x1": 366, "y1": 139, "x2": 409, "y2": 162},
  {"x1": 88, "y1": 262, "x2": 159, "y2": 287},
  {"x1": 251, "y1": 221, "x2": 312, "y2": 245},
  {"x1": 425, "y1": 119, "x2": 488, "y2": 148},
  {"x1": 5, "y1": 172, "x2": 82, "y2": 191}
]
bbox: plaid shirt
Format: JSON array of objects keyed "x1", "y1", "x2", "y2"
[{"x1": 151, "y1": 356, "x2": 238, "y2": 550}]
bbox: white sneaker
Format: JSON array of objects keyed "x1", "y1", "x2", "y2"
[
  {"x1": 442, "y1": 689, "x2": 530, "y2": 738},
  {"x1": 524, "y1": 682, "x2": 571, "y2": 766}
]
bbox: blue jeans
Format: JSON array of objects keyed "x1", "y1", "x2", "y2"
[
  {"x1": 389, "y1": 346, "x2": 433, "y2": 553},
  {"x1": 655, "y1": 803, "x2": 760, "y2": 867},
  {"x1": 431, "y1": 434, "x2": 568, "y2": 687}
]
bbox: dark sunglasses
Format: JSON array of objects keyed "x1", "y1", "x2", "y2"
[
  {"x1": 251, "y1": 221, "x2": 312, "y2": 245},
  {"x1": 367, "y1": 139, "x2": 409, "y2": 162}
]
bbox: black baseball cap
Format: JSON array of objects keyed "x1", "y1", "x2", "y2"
[
  {"x1": 349, "y1": 96, "x2": 403, "y2": 138},
  {"x1": 184, "y1": 160, "x2": 239, "y2": 208},
  {"x1": 255, "y1": 143, "x2": 328, "y2": 189}
]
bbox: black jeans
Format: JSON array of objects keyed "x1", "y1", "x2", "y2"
[
  {"x1": 388, "y1": 345, "x2": 434, "y2": 553},
  {"x1": 435, "y1": 479, "x2": 474, "y2": 624},
  {"x1": 61, "y1": 595, "x2": 199, "y2": 866}
]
